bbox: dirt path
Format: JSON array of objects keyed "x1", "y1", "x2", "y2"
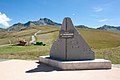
[
  {"x1": 30, "y1": 30, "x2": 41, "y2": 44},
  {"x1": 0, "y1": 44, "x2": 12, "y2": 46}
]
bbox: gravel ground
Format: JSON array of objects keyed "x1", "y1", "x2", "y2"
[
  {"x1": 112, "y1": 64, "x2": 120, "y2": 68},
  {"x1": 0, "y1": 59, "x2": 120, "y2": 80}
]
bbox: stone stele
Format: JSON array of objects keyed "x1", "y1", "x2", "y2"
[
  {"x1": 39, "y1": 17, "x2": 111, "y2": 70},
  {"x1": 50, "y1": 17, "x2": 95, "y2": 60}
]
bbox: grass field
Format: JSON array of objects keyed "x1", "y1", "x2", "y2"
[
  {"x1": 94, "y1": 47, "x2": 120, "y2": 64},
  {"x1": 0, "y1": 45, "x2": 50, "y2": 60},
  {"x1": 0, "y1": 26, "x2": 120, "y2": 64}
]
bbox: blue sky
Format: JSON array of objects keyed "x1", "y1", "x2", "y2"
[{"x1": 0, "y1": 0, "x2": 120, "y2": 28}]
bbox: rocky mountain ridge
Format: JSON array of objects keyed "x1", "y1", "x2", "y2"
[
  {"x1": 0, "y1": 18, "x2": 120, "y2": 34},
  {"x1": 97, "y1": 25, "x2": 120, "y2": 30},
  {"x1": 8, "y1": 18, "x2": 61, "y2": 31},
  {"x1": 97, "y1": 25, "x2": 120, "y2": 34}
]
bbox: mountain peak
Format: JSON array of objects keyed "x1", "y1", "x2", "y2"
[
  {"x1": 97, "y1": 25, "x2": 120, "y2": 30},
  {"x1": 12, "y1": 23, "x2": 24, "y2": 26},
  {"x1": 75, "y1": 25, "x2": 90, "y2": 28},
  {"x1": 39, "y1": 18, "x2": 50, "y2": 20},
  {"x1": 39, "y1": 18, "x2": 59, "y2": 25},
  {"x1": 97, "y1": 25, "x2": 120, "y2": 34},
  {"x1": 7, "y1": 18, "x2": 61, "y2": 31}
]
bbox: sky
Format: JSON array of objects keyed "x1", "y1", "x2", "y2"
[{"x1": 0, "y1": 0, "x2": 120, "y2": 28}]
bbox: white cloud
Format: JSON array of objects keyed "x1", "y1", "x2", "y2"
[
  {"x1": 94, "y1": 7, "x2": 103, "y2": 12},
  {"x1": 0, "y1": 12, "x2": 11, "y2": 27},
  {"x1": 97, "y1": 19, "x2": 108, "y2": 22}
]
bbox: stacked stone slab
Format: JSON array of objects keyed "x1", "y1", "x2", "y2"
[{"x1": 50, "y1": 17, "x2": 95, "y2": 60}]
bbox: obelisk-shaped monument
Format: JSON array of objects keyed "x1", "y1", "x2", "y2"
[{"x1": 50, "y1": 17, "x2": 95, "y2": 60}]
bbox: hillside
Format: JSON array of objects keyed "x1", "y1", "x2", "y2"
[
  {"x1": 97, "y1": 25, "x2": 120, "y2": 34},
  {"x1": 0, "y1": 25, "x2": 120, "y2": 63},
  {"x1": 0, "y1": 28, "x2": 7, "y2": 32},
  {"x1": 0, "y1": 25, "x2": 59, "y2": 45},
  {"x1": 0, "y1": 25, "x2": 120, "y2": 49}
]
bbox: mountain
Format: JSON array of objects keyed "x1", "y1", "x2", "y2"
[
  {"x1": 8, "y1": 18, "x2": 61, "y2": 31},
  {"x1": 8, "y1": 18, "x2": 92, "y2": 32},
  {"x1": 1, "y1": 18, "x2": 120, "y2": 34},
  {"x1": 75, "y1": 25, "x2": 91, "y2": 29},
  {"x1": 8, "y1": 23, "x2": 24, "y2": 31},
  {"x1": 97, "y1": 25, "x2": 120, "y2": 34},
  {"x1": 0, "y1": 28, "x2": 7, "y2": 32},
  {"x1": 24, "y1": 18, "x2": 61, "y2": 27},
  {"x1": 38, "y1": 18, "x2": 61, "y2": 25}
]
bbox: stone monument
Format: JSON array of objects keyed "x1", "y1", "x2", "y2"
[
  {"x1": 39, "y1": 17, "x2": 111, "y2": 70},
  {"x1": 50, "y1": 17, "x2": 94, "y2": 61}
]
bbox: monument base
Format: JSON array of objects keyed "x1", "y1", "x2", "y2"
[{"x1": 39, "y1": 56, "x2": 111, "y2": 70}]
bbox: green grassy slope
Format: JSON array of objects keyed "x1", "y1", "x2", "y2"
[
  {"x1": 1, "y1": 26, "x2": 120, "y2": 49},
  {"x1": 0, "y1": 26, "x2": 59, "y2": 45},
  {"x1": 0, "y1": 26, "x2": 120, "y2": 63},
  {"x1": 77, "y1": 28, "x2": 120, "y2": 49}
]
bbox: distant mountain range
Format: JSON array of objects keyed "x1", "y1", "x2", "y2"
[
  {"x1": 97, "y1": 25, "x2": 120, "y2": 34},
  {"x1": 0, "y1": 18, "x2": 120, "y2": 34},
  {"x1": 7, "y1": 18, "x2": 61, "y2": 31},
  {"x1": 75, "y1": 25, "x2": 90, "y2": 28}
]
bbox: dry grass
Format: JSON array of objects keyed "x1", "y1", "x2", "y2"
[{"x1": 0, "y1": 26, "x2": 120, "y2": 64}]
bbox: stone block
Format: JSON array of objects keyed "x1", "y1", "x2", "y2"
[{"x1": 39, "y1": 56, "x2": 111, "y2": 70}]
